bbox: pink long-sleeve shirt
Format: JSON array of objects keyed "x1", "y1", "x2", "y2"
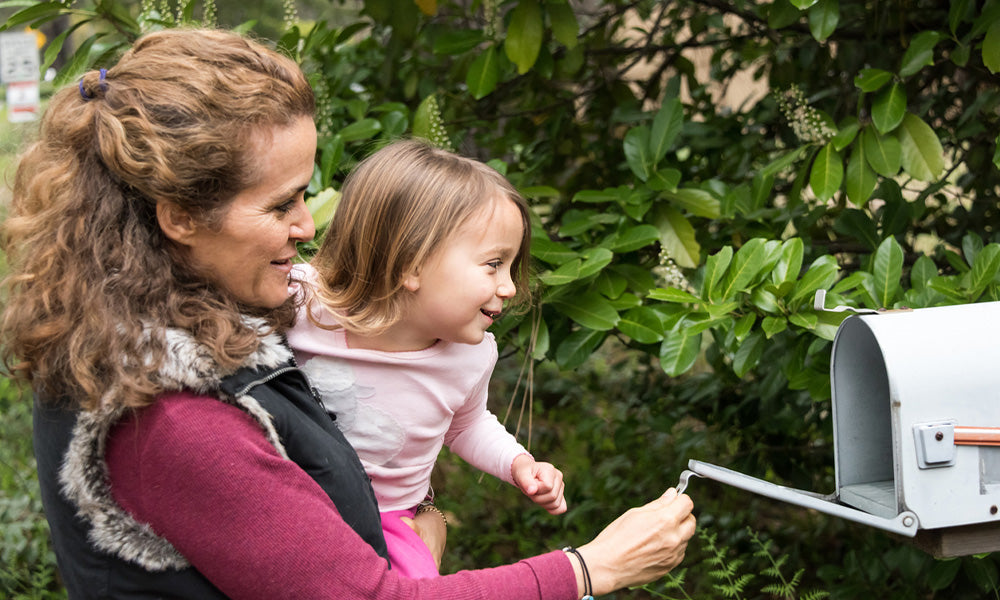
[
  {"x1": 105, "y1": 393, "x2": 577, "y2": 599},
  {"x1": 287, "y1": 264, "x2": 528, "y2": 511}
]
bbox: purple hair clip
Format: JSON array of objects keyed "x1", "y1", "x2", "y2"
[{"x1": 79, "y1": 68, "x2": 107, "y2": 101}]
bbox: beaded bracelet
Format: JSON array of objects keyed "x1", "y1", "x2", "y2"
[
  {"x1": 562, "y1": 546, "x2": 594, "y2": 600},
  {"x1": 415, "y1": 500, "x2": 447, "y2": 525}
]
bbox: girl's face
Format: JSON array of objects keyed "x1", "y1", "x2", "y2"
[
  {"x1": 178, "y1": 116, "x2": 317, "y2": 309},
  {"x1": 396, "y1": 195, "x2": 524, "y2": 351}
]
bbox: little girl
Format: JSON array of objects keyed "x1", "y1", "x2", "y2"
[{"x1": 287, "y1": 139, "x2": 567, "y2": 579}]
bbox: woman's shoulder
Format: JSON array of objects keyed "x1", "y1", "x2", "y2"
[{"x1": 114, "y1": 392, "x2": 265, "y2": 451}]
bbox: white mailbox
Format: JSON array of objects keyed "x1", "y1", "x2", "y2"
[{"x1": 686, "y1": 296, "x2": 1000, "y2": 557}]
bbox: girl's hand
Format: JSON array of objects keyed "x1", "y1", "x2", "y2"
[{"x1": 511, "y1": 454, "x2": 568, "y2": 515}]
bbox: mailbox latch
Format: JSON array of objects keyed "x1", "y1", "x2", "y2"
[{"x1": 913, "y1": 421, "x2": 957, "y2": 469}]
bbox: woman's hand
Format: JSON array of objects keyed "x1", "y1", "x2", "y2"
[
  {"x1": 401, "y1": 506, "x2": 448, "y2": 570},
  {"x1": 573, "y1": 488, "x2": 695, "y2": 595}
]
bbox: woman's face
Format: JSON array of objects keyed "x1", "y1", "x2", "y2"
[{"x1": 182, "y1": 116, "x2": 317, "y2": 309}]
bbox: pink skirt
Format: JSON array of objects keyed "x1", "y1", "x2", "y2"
[{"x1": 380, "y1": 507, "x2": 440, "y2": 579}]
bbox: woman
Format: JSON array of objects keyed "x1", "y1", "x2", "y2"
[{"x1": 1, "y1": 28, "x2": 695, "y2": 599}]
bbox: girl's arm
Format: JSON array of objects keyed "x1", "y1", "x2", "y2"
[{"x1": 105, "y1": 394, "x2": 576, "y2": 600}]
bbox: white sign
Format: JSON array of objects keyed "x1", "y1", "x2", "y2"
[
  {"x1": 1, "y1": 31, "x2": 40, "y2": 83},
  {"x1": 6, "y1": 80, "x2": 40, "y2": 122}
]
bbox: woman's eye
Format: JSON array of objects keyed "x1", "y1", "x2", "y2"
[{"x1": 275, "y1": 199, "x2": 296, "y2": 214}]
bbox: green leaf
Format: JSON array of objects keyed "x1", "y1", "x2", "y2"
[
  {"x1": 751, "y1": 287, "x2": 781, "y2": 313},
  {"x1": 2, "y1": 1, "x2": 62, "y2": 31},
  {"x1": 520, "y1": 186, "x2": 561, "y2": 200},
  {"x1": 789, "y1": 311, "x2": 819, "y2": 330},
  {"x1": 538, "y1": 259, "x2": 582, "y2": 286},
  {"x1": 897, "y1": 113, "x2": 945, "y2": 181},
  {"x1": 733, "y1": 313, "x2": 755, "y2": 341},
  {"x1": 649, "y1": 287, "x2": 702, "y2": 303},
  {"x1": 53, "y1": 34, "x2": 98, "y2": 88},
  {"x1": 653, "y1": 205, "x2": 700, "y2": 269},
  {"x1": 862, "y1": 127, "x2": 902, "y2": 177},
  {"x1": 873, "y1": 236, "x2": 904, "y2": 307},
  {"x1": 720, "y1": 238, "x2": 767, "y2": 299},
  {"x1": 531, "y1": 236, "x2": 576, "y2": 265},
  {"x1": 605, "y1": 225, "x2": 660, "y2": 253},
  {"x1": 505, "y1": 0, "x2": 543, "y2": 74},
  {"x1": 647, "y1": 168, "x2": 681, "y2": 192},
  {"x1": 768, "y1": 0, "x2": 801, "y2": 29},
  {"x1": 970, "y1": 244, "x2": 1000, "y2": 297},
  {"x1": 618, "y1": 307, "x2": 667, "y2": 343},
  {"x1": 762, "y1": 316, "x2": 788, "y2": 338},
  {"x1": 900, "y1": 30, "x2": 943, "y2": 78},
  {"x1": 962, "y1": 233, "x2": 983, "y2": 267},
  {"x1": 40, "y1": 24, "x2": 80, "y2": 75},
  {"x1": 649, "y1": 97, "x2": 684, "y2": 164},
  {"x1": 872, "y1": 82, "x2": 907, "y2": 134},
  {"x1": 573, "y1": 188, "x2": 621, "y2": 203},
  {"x1": 661, "y1": 188, "x2": 721, "y2": 218},
  {"x1": 834, "y1": 208, "x2": 880, "y2": 251},
  {"x1": 845, "y1": 146, "x2": 878, "y2": 206},
  {"x1": 577, "y1": 247, "x2": 614, "y2": 278},
  {"x1": 788, "y1": 0, "x2": 818, "y2": 9},
  {"x1": 790, "y1": 255, "x2": 840, "y2": 306},
  {"x1": 306, "y1": 188, "x2": 340, "y2": 230},
  {"x1": 703, "y1": 246, "x2": 734, "y2": 301},
  {"x1": 338, "y1": 118, "x2": 382, "y2": 142},
  {"x1": 808, "y1": 0, "x2": 839, "y2": 42},
  {"x1": 547, "y1": 1, "x2": 579, "y2": 49},
  {"x1": 593, "y1": 271, "x2": 627, "y2": 300},
  {"x1": 555, "y1": 328, "x2": 605, "y2": 369},
  {"x1": 760, "y1": 146, "x2": 807, "y2": 177},
  {"x1": 994, "y1": 133, "x2": 1000, "y2": 171},
  {"x1": 772, "y1": 238, "x2": 804, "y2": 286},
  {"x1": 985, "y1": 20, "x2": 1000, "y2": 73},
  {"x1": 433, "y1": 29, "x2": 486, "y2": 55},
  {"x1": 733, "y1": 331, "x2": 766, "y2": 377},
  {"x1": 910, "y1": 255, "x2": 938, "y2": 291},
  {"x1": 926, "y1": 559, "x2": 962, "y2": 592},
  {"x1": 809, "y1": 142, "x2": 843, "y2": 202},
  {"x1": 832, "y1": 116, "x2": 860, "y2": 150},
  {"x1": 949, "y1": 0, "x2": 973, "y2": 35},
  {"x1": 854, "y1": 68, "x2": 893, "y2": 92},
  {"x1": 660, "y1": 329, "x2": 702, "y2": 376},
  {"x1": 624, "y1": 126, "x2": 653, "y2": 181},
  {"x1": 552, "y1": 291, "x2": 620, "y2": 330},
  {"x1": 466, "y1": 45, "x2": 500, "y2": 100}
]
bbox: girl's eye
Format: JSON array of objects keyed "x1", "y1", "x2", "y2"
[{"x1": 487, "y1": 260, "x2": 502, "y2": 269}]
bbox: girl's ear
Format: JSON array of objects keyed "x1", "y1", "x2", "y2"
[
  {"x1": 402, "y1": 266, "x2": 421, "y2": 292},
  {"x1": 156, "y1": 201, "x2": 198, "y2": 245}
]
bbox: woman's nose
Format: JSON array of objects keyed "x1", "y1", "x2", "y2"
[{"x1": 291, "y1": 198, "x2": 316, "y2": 243}]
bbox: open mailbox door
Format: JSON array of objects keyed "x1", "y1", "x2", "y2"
[{"x1": 683, "y1": 293, "x2": 1000, "y2": 557}]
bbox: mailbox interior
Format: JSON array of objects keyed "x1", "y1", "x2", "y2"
[{"x1": 831, "y1": 317, "x2": 899, "y2": 519}]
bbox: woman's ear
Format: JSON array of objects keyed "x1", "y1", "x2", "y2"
[{"x1": 156, "y1": 201, "x2": 197, "y2": 245}]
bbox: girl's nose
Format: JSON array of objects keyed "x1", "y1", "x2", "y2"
[{"x1": 497, "y1": 270, "x2": 516, "y2": 299}]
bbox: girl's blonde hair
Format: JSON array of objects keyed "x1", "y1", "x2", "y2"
[
  {"x1": 311, "y1": 139, "x2": 532, "y2": 335},
  {"x1": 0, "y1": 28, "x2": 315, "y2": 411}
]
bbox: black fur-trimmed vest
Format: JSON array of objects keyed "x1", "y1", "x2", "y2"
[{"x1": 33, "y1": 322, "x2": 388, "y2": 598}]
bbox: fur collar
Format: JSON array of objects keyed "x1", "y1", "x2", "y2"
[{"x1": 58, "y1": 319, "x2": 293, "y2": 571}]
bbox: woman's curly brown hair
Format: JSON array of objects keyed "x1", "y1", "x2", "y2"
[{"x1": 0, "y1": 28, "x2": 315, "y2": 411}]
